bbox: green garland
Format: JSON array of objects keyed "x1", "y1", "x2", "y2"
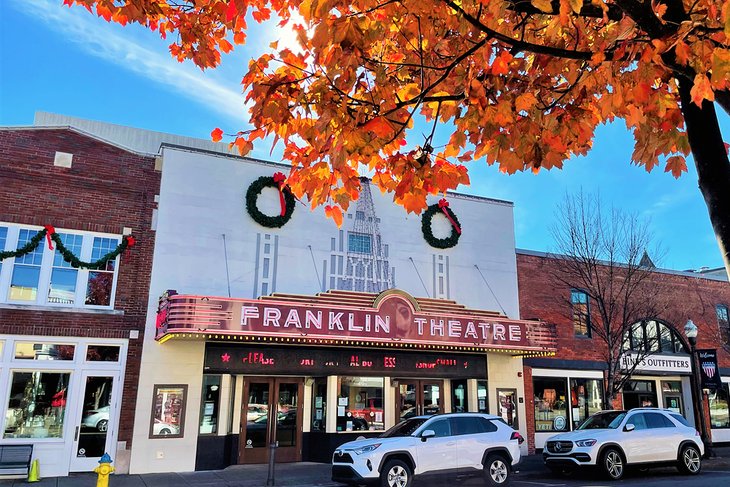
[
  {"x1": 0, "y1": 227, "x2": 135, "y2": 270},
  {"x1": 421, "y1": 203, "x2": 462, "y2": 249},
  {"x1": 245, "y1": 175, "x2": 296, "y2": 228}
]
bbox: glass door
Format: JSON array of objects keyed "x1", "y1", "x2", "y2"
[
  {"x1": 69, "y1": 373, "x2": 118, "y2": 472},
  {"x1": 397, "y1": 380, "x2": 443, "y2": 420},
  {"x1": 240, "y1": 378, "x2": 303, "y2": 464}
]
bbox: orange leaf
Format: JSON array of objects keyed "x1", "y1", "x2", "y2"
[
  {"x1": 211, "y1": 128, "x2": 223, "y2": 142},
  {"x1": 234, "y1": 32, "x2": 246, "y2": 45},
  {"x1": 491, "y1": 51, "x2": 512, "y2": 75},
  {"x1": 690, "y1": 74, "x2": 714, "y2": 106},
  {"x1": 675, "y1": 41, "x2": 690, "y2": 66},
  {"x1": 363, "y1": 117, "x2": 394, "y2": 138},
  {"x1": 324, "y1": 205, "x2": 344, "y2": 227},
  {"x1": 664, "y1": 156, "x2": 687, "y2": 178},
  {"x1": 226, "y1": 1, "x2": 237, "y2": 22}
]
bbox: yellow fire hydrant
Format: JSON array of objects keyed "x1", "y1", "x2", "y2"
[{"x1": 94, "y1": 453, "x2": 115, "y2": 487}]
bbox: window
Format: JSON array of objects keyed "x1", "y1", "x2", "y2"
[
  {"x1": 348, "y1": 233, "x2": 372, "y2": 254},
  {"x1": 427, "y1": 418, "x2": 451, "y2": 437},
  {"x1": 570, "y1": 378, "x2": 604, "y2": 429},
  {"x1": 717, "y1": 305, "x2": 730, "y2": 344},
  {"x1": 4, "y1": 372, "x2": 71, "y2": 438},
  {"x1": 14, "y1": 342, "x2": 75, "y2": 360},
  {"x1": 450, "y1": 416, "x2": 492, "y2": 435},
  {"x1": 311, "y1": 378, "x2": 327, "y2": 432},
  {"x1": 645, "y1": 413, "x2": 675, "y2": 428},
  {"x1": 670, "y1": 413, "x2": 692, "y2": 427},
  {"x1": 199, "y1": 375, "x2": 221, "y2": 434},
  {"x1": 477, "y1": 380, "x2": 488, "y2": 413},
  {"x1": 627, "y1": 413, "x2": 648, "y2": 430},
  {"x1": 534, "y1": 377, "x2": 569, "y2": 432},
  {"x1": 451, "y1": 379, "x2": 467, "y2": 413},
  {"x1": 623, "y1": 320, "x2": 686, "y2": 354},
  {"x1": 709, "y1": 384, "x2": 730, "y2": 429},
  {"x1": 0, "y1": 224, "x2": 122, "y2": 309},
  {"x1": 571, "y1": 290, "x2": 591, "y2": 337},
  {"x1": 150, "y1": 384, "x2": 187, "y2": 438},
  {"x1": 337, "y1": 377, "x2": 384, "y2": 431},
  {"x1": 86, "y1": 345, "x2": 120, "y2": 362}
]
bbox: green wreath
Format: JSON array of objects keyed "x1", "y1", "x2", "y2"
[
  {"x1": 245, "y1": 174, "x2": 296, "y2": 228},
  {"x1": 421, "y1": 202, "x2": 461, "y2": 249}
]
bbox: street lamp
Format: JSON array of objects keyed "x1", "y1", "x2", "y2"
[{"x1": 683, "y1": 319, "x2": 712, "y2": 457}]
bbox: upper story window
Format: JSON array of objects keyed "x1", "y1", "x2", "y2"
[
  {"x1": 0, "y1": 224, "x2": 121, "y2": 310},
  {"x1": 348, "y1": 232, "x2": 372, "y2": 254},
  {"x1": 622, "y1": 320, "x2": 686, "y2": 354},
  {"x1": 571, "y1": 289, "x2": 591, "y2": 337},
  {"x1": 717, "y1": 304, "x2": 729, "y2": 344}
]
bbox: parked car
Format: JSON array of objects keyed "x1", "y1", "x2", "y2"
[
  {"x1": 81, "y1": 405, "x2": 110, "y2": 432},
  {"x1": 332, "y1": 413, "x2": 523, "y2": 487},
  {"x1": 543, "y1": 408, "x2": 703, "y2": 480}
]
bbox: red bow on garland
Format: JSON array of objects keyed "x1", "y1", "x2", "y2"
[
  {"x1": 272, "y1": 172, "x2": 287, "y2": 217},
  {"x1": 43, "y1": 225, "x2": 56, "y2": 250},
  {"x1": 438, "y1": 198, "x2": 461, "y2": 235},
  {"x1": 124, "y1": 235, "x2": 136, "y2": 257}
]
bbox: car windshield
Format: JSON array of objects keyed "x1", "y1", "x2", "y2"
[
  {"x1": 577, "y1": 411, "x2": 626, "y2": 430},
  {"x1": 379, "y1": 418, "x2": 428, "y2": 438}
]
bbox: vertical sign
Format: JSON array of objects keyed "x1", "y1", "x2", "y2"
[{"x1": 697, "y1": 349, "x2": 723, "y2": 389}]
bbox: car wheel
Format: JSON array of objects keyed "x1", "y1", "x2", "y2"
[
  {"x1": 159, "y1": 428, "x2": 171, "y2": 435},
  {"x1": 600, "y1": 448, "x2": 625, "y2": 480},
  {"x1": 484, "y1": 453, "x2": 510, "y2": 486},
  {"x1": 379, "y1": 459, "x2": 412, "y2": 487},
  {"x1": 96, "y1": 419, "x2": 108, "y2": 432},
  {"x1": 677, "y1": 444, "x2": 702, "y2": 475}
]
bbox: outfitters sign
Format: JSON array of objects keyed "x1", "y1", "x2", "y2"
[{"x1": 697, "y1": 349, "x2": 723, "y2": 389}]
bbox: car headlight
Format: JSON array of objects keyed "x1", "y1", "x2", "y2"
[
  {"x1": 353, "y1": 443, "x2": 382, "y2": 455},
  {"x1": 575, "y1": 439, "x2": 597, "y2": 447}
]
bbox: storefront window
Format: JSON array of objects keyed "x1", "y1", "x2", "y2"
[
  {"x1": 534, "y1": 377, "x2": 569, "y2": 432},
  {"x1": 337, "y1": 377, "x2": 384, "y2": 431},
  {"x1": 150, "y1": 384, "x2": 186, "y2": 438},
  {"x1": 86, "y1": 345, "x2": 120, "y2": 362},
  {"x1": 199, "y1": 375, "x2": 221, "y2": 434},
  {"x1": 451, "y1": 380, "x2": 467, "y2": 413},
  {"x1": 4, "y1": 371, "x2": 70, "y2": 439},
  {"x1": 477, "y1": 380, "x2": 488, "y2": 413},
  {"x1": 14, "y1": 343, "x2": 75, "y2": 360},
  {"x1": 709, "y1": 384, "x2": 730, "y2": 429},
  {"x1": 570, "y1": 378, "x2": 603, "y2": 429},
  {"x1": 311, "y1": 378, "x2": 327, "y2": 432}
]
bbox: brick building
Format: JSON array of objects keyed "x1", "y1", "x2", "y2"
[
  {"x1": 0, "y1": 127, "x2": 159, "y2": 475},
  {"x1": 517, "y1": 249, "x2": 730, "y2": 452}
]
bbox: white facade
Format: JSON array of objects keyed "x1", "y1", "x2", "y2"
[{"x1": 130, "y1": 146, "x2": 525, "y2": 473}]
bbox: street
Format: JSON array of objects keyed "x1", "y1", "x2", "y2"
[{"x1": 510, "y1": 468, "x2": 730, "y2": 487}]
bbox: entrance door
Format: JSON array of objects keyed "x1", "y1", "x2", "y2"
[
  {"x1": 240, "y1": 378, "x2": 303, "y2": 464},
  {"x1": 70, "y1": 373, "x2": 118, "y2": 472},
  {"x1": 497, "y1": 389, "x2": 518, "y2": 429},
  {"x1": 397, "y1": 380, "x2": 444, "y2": 420}
]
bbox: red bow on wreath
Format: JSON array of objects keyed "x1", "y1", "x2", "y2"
[
  {"x1": 273, "y1": 172, "x2": 287, "y2": 217},
  {"x1": 438, "y1": 198, "x2": 461, "y2": 235},
  {"x1": 44, "y1": 225, "x2": 56, "y2": 250}
]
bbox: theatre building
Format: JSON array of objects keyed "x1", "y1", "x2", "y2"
[
  {"x1": 128, "y1": 145, "x2": 557, "y2": 473},
  {"x1": 517, "y1": 250, "x2": 730, "y2": 452},
  {"x1": 0, "y1": 126, "x2": 159, "y2": 476}
]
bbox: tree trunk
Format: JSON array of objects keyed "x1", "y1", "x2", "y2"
[{"x1": 677, "y1": 78, "x2": 730, "y2": 276}]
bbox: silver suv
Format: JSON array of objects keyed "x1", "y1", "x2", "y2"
[
  {"x1": 543, "y1": 408, "x2": 703, "y2": 480},
  {"x1": 332, "y1": 413, "x2": 523, "y2": 487}
]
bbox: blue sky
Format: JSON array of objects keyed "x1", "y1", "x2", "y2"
[{"x1": 0, "y1": 0, "x2": 725, "y2": 271}]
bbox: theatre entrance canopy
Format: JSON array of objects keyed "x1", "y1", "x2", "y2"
[{"x1": 156, "y1": 289, "x2": 556, "y2": 357}]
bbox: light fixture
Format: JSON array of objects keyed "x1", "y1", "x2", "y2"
[{"x1": 684, "y1": 319, "x2": 698, "y2": 339}]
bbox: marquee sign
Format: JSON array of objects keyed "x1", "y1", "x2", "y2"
[
  {"x1": 156, "y1": 289, "x2": 557, "y2": 354},
  {"x1": 204, "y1": 344, "x2": 487, "y2": 378}
]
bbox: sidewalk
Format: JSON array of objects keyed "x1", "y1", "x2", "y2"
[{"x1": 2, "y1": 448, "x2": 729, "y2": 486}]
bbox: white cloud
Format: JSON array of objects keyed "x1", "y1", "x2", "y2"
[{"x1": 18, "y1": 0, "x2": 248, "y2": 125}]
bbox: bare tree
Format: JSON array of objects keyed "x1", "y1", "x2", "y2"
[{"x1": 550, "y1": 191, "x2": 671, "y2": 406}]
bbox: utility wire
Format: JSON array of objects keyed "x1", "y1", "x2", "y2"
[
  {"x1": 409, "y1": 257, "x2": 431, "y2": 297},
  {"x1": 474, "y1": 264, "x2": 507, "y2": 315},
  {"x1": 307, "y1": 245, "x2": 323, "y2": 291},
  {"x1": 222, "y1": 234, "x2": 231, "y2": 297}
]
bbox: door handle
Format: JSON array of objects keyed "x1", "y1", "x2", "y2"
[
  {"x1": 446, "y1": 442, "x2": 456, "y2": 446},
  {"x1": 74, "y1": 426, "x2": 79, "y2": 441}
]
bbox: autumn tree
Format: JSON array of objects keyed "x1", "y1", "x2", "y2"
[
  {"x1": 67, "y1": 0, "x2": 730, "y2": 272},
  {"x1": 550, "y1": 191, "x2": 671, "y2": 405}
]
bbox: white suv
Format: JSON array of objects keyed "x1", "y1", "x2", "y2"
[
  {"x1": 543, "y1": 408, "x2": 703, "y2": 480},
  {"x1": 332, "y1": 413, "x2": 523, "y2": 487}
]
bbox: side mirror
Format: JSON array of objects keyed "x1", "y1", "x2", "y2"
[
  {"x1": 624, "y1": 423, "x2": 635, "y2": 432},
  {"x1": 421, "y1": 430, "x2": 435, "y2": 442}
]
